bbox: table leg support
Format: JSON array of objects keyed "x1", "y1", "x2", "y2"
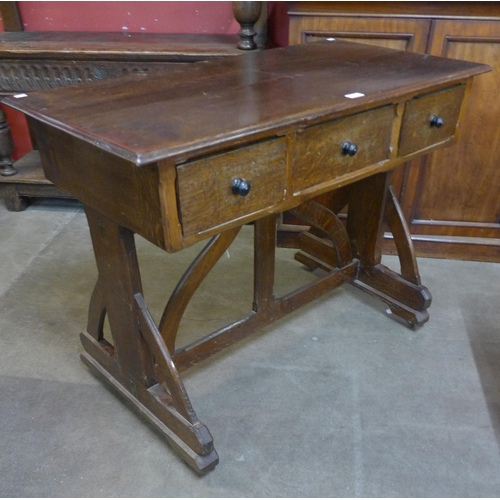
[
  {"x1": 287, "y1": 174, "x2": 431, "y2": 327},
  {"x1": 81, "y1": 207, "x2": 218, "y2": 474},
  {"x1": 159, "y1": 226, "x2": 241, "y2": 354},
  {"x1": 290, "y1": 199, "x2": 352, "y2": 271},
  {"x1": 79, "y1": 173, "x2": 431, "y2": 471},
  {"x1": 347, "y1": 173, "x2": 431, "y2": 327}
]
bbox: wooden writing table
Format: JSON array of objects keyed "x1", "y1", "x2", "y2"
[{"x1": 4, "y1": 41, "x2": 489, "y2": 474}]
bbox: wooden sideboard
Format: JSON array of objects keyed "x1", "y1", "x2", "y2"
[{"x1": 288, "y1": 2, "x2": 500, "y2": 262}]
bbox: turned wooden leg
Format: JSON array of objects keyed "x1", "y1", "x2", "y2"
[
  {"x1": 347, "y1": 173, "x2": 431, "y2": 327},
  {"x1": 81, "y1": 206, "x2": 218, "y2": 474},
  {"x1": 0, "y1": 108, "x2": 17, "y2": 177}
]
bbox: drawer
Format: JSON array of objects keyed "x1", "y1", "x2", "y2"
[
  {"x1": 398, "y1": 85, "x2": 465, "y2": 157},
  {"x1": 177, "y1": 138, "x2": 287, "y2": 236},
  {"x1": 290, "y1": 105, "x2": 394, "y2": 193}
]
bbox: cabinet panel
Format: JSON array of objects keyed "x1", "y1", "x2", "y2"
[
  {"x1": 287, "y1": 7, "x2": 500, "y2": 260},
  {"x1": 406, "y1": 21, "x2": 500, "y2": 245},
  {"x1": 289, "y1": 16, "x2": 432, "y2": 53}
]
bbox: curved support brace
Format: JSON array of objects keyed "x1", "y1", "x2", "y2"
[
  {"x1": 159, "y1": 226, "x2": 241, "y2": 354},
  {"x1": 136, "y1": 293, "x2": 199, "y2": 424},
  {"x1": 385, "y1": 185, "x2": 421, "y2": 286},
  {"x1": 87, "y1": 278, "x2": 107, "y2": 342},
  {"x1": 290, "y1": 199, "x2": 352, "y2": 269}
]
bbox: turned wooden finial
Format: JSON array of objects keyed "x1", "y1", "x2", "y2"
[{"x1": 233, "y1": 1, "x2": 262, "y2": 51}]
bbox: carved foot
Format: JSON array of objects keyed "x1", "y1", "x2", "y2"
[
  {"x1": 80, "y1": 340, "x2": 218, "y2": 474},
  {"x1": 2, "y1": 185, "x2": 28, "y2": 211},
  {"x1": 352, "y1": 264, "x2": 431, "y2": 328}
]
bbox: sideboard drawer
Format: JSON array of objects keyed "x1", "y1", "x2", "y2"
[
  {"x1": 398, "y1": 85, "x2": 465, "y2": 157},
  {"x1": 177, "y1": 139, "x2": 287, "y2": 236},
  {"x1": 290, "y1": 105, "x2": 394, "y2": 193}
]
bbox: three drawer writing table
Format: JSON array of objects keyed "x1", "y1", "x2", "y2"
[{"x1": 4, "y1": 41, "x2": 489, "y2": 474}]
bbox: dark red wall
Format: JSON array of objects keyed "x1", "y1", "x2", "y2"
[{"x1": 17, "y1": 1, "x2": 239, "y2": 34}]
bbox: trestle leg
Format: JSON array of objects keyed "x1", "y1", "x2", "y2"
[
  {"x1": 347, "y1": 172, "x2": 431, "y2": 327},
  {"x1": 80, "y1": 206, "x2": 218, "y2": 474},
  {"x1": 288, "y1": 174, "x2": 431, "y2": 327}
]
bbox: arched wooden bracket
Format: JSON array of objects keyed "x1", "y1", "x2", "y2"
[
  {"x1": 384, "y1": 185, "x2": 421, "y2": 286},
  {"x1": 87, "y1": 279, "x2": 106, "y2": 338},
  {"x1": 289, "y1": 199, "x2": 352, "y2": 271},
  {"x1": 86, "y1": 279, "x2": 112, "y2": 349},
  {"x1": 159, "y1": 226, "x2": 241, "y2": 354}
]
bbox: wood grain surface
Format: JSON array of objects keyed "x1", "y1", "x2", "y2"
[{"x1": 4, "y1": 40, "x2": 489, "y2": 166}]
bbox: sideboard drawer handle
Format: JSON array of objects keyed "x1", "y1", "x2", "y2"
[
  {"x1": 231, "y1": 178, "x2": 251, "y2": 196},
  {"x1": 429, "y1": 115, "x2": 444, "y2": 128},
  {"x1": 341, "y1": 141, "x2": 358, "y2": 157}
]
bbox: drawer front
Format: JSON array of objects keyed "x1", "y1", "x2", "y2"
[
  {"x1": 177, "y1": 139, "x2": 287, "y2": 236},
  {"x1": 291, "y1": 105, "x2": 394, "y2": 193},
  {"x1": 399, "y1": 85, "x2": 465, "y2": 157}
]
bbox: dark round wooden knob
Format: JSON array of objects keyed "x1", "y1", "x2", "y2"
[
  {"x1": 342, "y1": 141, "x2": 358, "y2": 157},
  {"x1": 231, "y1": 178, "x2": 251, "y2": 196},
  {"x1": 430, "y1": 115, "x2": 444, "y2": 128}
]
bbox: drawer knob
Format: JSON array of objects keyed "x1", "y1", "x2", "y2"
[
  {"x1": 342, "y1": 141, "x2": 358, "y2": 157},
  {"x1": 430, "y1": 115, "x2": 444, "y2": 128},
  {"x1": 231, "y1": 178, "x2": 251, "y2": 196}
]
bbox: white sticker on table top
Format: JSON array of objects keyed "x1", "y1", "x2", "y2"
[
  {"x1": 344, "y1": 92, "x2": 365, "y2": 99},
  {"x1": 13, "y1": 93, "x2": 28, "y2": 98}
]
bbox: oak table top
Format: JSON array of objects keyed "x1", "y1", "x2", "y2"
[{"x1": 4, "y1": 40, "x2": 488, "y2": 165}]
